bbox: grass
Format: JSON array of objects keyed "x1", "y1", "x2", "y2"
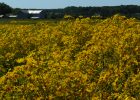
[{"x1": 0, "y1": 18, "x2": 61, "y2": 25}]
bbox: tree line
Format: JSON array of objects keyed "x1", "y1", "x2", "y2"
[{"x1": 0, "y1": 2, "x2": 140, "y2": 19}]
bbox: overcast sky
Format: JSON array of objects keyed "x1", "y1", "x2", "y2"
[{"x1": 0, "y1": 0, "x2": 140, "y2": 9}]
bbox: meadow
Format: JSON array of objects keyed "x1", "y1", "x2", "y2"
[{"x1": 0, "y1": 15, "x2": 140, "y2": 100}]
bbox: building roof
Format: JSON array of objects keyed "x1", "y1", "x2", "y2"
[
  {"x1": 8, "y1": 15, "x2": 17, "y2": 18},
  {"x1": 28, "y1": 10, "x2": 42, "y2": 14},
  {"x1": 21, "y1": 9, "x2": 43, "y2": 14},
  {"x1": 0, "y1": 15, "x2": 4, "y2": 17},
  {"x1": 31, "y1": 16, "x2": 40, "y2": 19}
]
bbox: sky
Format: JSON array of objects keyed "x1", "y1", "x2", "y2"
[{"x1": 0, "y1": 0, "x2": 140, "y2": 9}]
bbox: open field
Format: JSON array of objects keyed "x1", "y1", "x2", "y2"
[
  {"x1": 0, "y1": 15, "x2": 140, "y2": 99},
  {"x1": 0, "y1": 18, "x2": 61, "y2": 25}
]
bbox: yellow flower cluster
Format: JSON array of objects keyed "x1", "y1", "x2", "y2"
[{"x1": 0, "y1": 14, "x2": 140, "y2": 99}]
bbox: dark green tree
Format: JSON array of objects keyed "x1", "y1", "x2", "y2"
[
  {"x1": 12, "y1": 8, "x2": 21, "y2": 14},
  {"x1": 0, "y1": 2, "x2": 12, "y2": 15}
]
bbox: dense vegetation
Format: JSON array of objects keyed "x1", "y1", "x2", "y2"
[
  {"x1": 60, "y1": 5, "x2": 140, "y2": 18},
  {"x1": 0, "y1": 2, "x2": 12, "y2": 15},
  {"x1": 0, "y1": 15, "x2": 140, "y2": 99}
]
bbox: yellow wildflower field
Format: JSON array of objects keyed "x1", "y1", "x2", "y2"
[{"x1": 0, "y1": 15, "x2": 140, "y2": 99}]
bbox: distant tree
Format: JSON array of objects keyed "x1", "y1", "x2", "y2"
[
  {"x1": 0, "y1": 2, "x2": 12, "y2": 15},
  {"x1": 12, "y1": 8, "x2": 21, "y2": 14},
  {"x1": 64, "y1": 5, "x2": 140, "y2": 18}
]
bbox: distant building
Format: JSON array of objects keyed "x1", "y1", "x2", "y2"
[
  {"x1": 17, "y1": 9, "x2": 46, "y2": 19},
  {"x1": 8, "y1": 15, "x2": 17, "y2": 18},
  {"x1": 0, "y1": 15, "x2": 4, "y2": 18},
  {"x1": 17, "y1": 10, "x2": 30, "y2": 19}
]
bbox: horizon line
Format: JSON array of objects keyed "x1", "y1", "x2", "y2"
[{"x1": 12, "y1": 4, "x2": 140, "y2": 9}]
